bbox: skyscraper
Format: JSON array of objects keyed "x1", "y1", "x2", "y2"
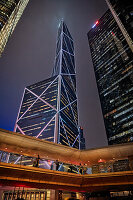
[
  {"x1": 14, "y1": 21, "x2": 85, "y2": 150},
  {"x1": 88, "y1": 9, "x2": 133, "y2": 145},
  {"x1": 0, "y1": 0, "x2": 29, "y2": 56},
  {"x1": 106, "y1": 0, "x2": 133, "y2": 52}
]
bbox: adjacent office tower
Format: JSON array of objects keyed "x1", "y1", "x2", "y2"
[
  {"x1": 88, "y1": 9, "x2": 133, "y2": 145},
  {"x1": 106, "y1": 0, "x2": 133, "y2": 51},
  {"x1": 14, "y1": 21, "x2": 85, "y2": 149},
  {"x1": 0, "y1": 0, "x2": 29, "y2": 56}
]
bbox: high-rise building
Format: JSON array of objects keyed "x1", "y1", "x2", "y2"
[
  {"x1": 14, "y1": 21, "x2": 85, "y2": 150},
  {"x1": 88, "y1": 9, "x2": 133, "y2": 145},
  {"x1": 0, "y1": 0, "x2": 29, "y2": 56},
  {"x1": 106, "y1": 0, "x2": 133, "y2": 52}
]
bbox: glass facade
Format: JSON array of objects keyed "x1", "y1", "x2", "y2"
[
  {"x1": 0, "y1": 0, "x2": 29, "y2": 56},
  {"x1": 79, "y1": 127, "x2": 86, "y2": 150},
  {"x1": 88, "y1": 10, "x2": 133, "y2": 145},
  {"x1": 15, "y1": 76, "x2": 58, "y2": 142},
  {"x1": 14, "y1": 21, "x2": 85, "y2": 150},
  {"x1": 107, "y1": 0, "x2": 133, "y2": 41},
  {"x1": 53, "y1": 21, "x2": 80, "y2": 148}
]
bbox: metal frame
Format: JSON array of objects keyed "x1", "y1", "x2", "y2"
[{"x1": 13, "y1": 21, "x2": 83, "y2": 165}]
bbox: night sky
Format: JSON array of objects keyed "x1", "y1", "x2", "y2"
[{"x1": 0, "y1": 0, "x2": 108, "y2": 149}]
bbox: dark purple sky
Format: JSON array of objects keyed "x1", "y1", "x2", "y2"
[{"x1": 0, "y1": 0, "x2": 108, "y2": 149}]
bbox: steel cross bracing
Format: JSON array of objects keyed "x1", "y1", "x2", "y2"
[
  {"x1": 53, "y1": 20, "x2": 80, "y2": 149},
  {"x1": 13, "y1": 77, "x2": 80, "y2": 160},
  {"x1": 14, "y1": 76, "x2": 78, "y2": 140},
  {"x1": 11, "y1": 21, "x2": 82, "y2": 165},
  {"x1": 12, "y1": 76, "x2": 80, "y2": 164}
]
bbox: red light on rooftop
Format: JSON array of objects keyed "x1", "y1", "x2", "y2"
[{"x1": 92, "y1": 20, "x2": 99, "y2": 28}]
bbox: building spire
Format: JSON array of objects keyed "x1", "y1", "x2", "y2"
[
  {"x1": 14, "y1": 21, "x2": 85, "y2": 151},
  {"x1": 52, "y1": 21, "x2": 74, "y2": 77}
]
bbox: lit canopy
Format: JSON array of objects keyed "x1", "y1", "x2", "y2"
[{"x1": 0, "y1": 128, "x2": 133, "y2": 165}]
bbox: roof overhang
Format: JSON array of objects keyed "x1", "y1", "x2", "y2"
[{"x1": 0, "y1": 128, "x2": 133, "y2": 165}]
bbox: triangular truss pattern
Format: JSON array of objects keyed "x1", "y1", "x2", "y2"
[
  {"x1": 14, "y1": 76, "x2": 58, "y2": 141},
  {"x1": 12, "y1": 21, "x2": 85, "y2": 165},
  {"x1": 52, "y1": 21, "x2": 82, "y2": 149}
]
